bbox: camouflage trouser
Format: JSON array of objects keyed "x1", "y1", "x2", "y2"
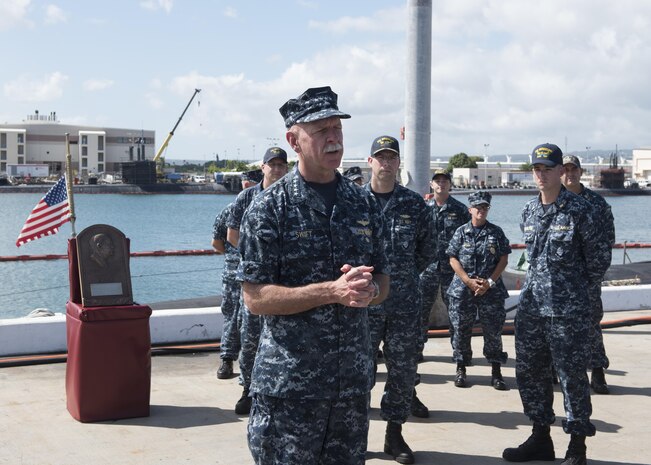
[
  {"x1": 219, "y1": 275, "x2": 241, "y2": 361},
  {"x1": 515, "y1": 312, "x2": 595, "y2": 436},
  {"x1": 418, "y1": 270, "x2": 454, "y2": 349},
  {"x1": 588, "y1": 283, "x2": 609, "y2": 369},
  {"x1": 447, "y1": 296, "x2": 507, "y2": 365},
  {"x1": 239, "y1": 299, "x2": 262, "y2": 389},
  {"x1": 369, "y1": 311, "x2": 419, "y2": 423},
  {"x1": 248, "y1": 393, "x2": 369, "y2": 465}
]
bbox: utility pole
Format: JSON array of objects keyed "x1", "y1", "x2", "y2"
[
  {"x1": 484, "y1": 143, "x2": 490, "y2": 187},
  {"x1": 402, "y1": 0, "x2": 432, "y2": 195}
]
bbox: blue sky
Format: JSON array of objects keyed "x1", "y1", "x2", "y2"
[{"x1": 1, "y1": 0, "x2": 650, "y2": 162}]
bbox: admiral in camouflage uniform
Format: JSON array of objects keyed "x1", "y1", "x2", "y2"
[
  {"x1": 212, "y1": 202, "x2": 241, "y2": 379},
  {"x1": 504, "y1": 144, "x2": 611, "y2": 465},
  {"x1": 365, "y1": 135, "x2": 437, "y2": 464},
  {"x1": 562, "y1": 154, "x2": 615, "y2": 394},
  {"x1": 239, "y1": 86, "x2": 390, "y2": 465},
  {"x1": 226, "y1": 147, "x2": 289, "y2": 414},
  {"x1": 419, "y1": 170, "x2": 471, "y2": 348},
  {"x1": 446, "y1": 191, "x2": 511, "y2": 390}
]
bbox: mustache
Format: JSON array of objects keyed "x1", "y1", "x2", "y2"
[{"x1": 325, "y1": 143, "x2": 343, "y2": 153}]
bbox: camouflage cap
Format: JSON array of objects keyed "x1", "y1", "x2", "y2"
[
  {"x1": 468, "y1": 190, "x2": 492, "y2": 207},
  {"x1": 370, "y1": 135, "x2": 400, "y2": 156},
  {"x1": 343, "y1": 166, "x2": 364, "y2": 182},
  {"x1": 242, "y1": 169, "x2": 263, "y2": 183},
  {"x1": 279, "y1": 86, "x2": 351, "y2": 129},
  {"x1": 531, "y1": 143, "x2": 563, "y2": 166},
  {"x1": 431, "y1": 168, "x2": 452, "y2": 181},
  {"x1": 263, "y1": 147, "x2": 288, "y2": 164},
  {"x1": 562, "y1": 154, "x2": 582, "y2": 169}
]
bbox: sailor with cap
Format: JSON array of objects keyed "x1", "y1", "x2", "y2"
[
  {"x1": 225, "y1": 146, "x2": 289, "y2": 414},
  {"x1": 561, "y1": 154, "x2": 615, "y2": 395},
  {"x1": 237, "y1": 86, "x2": 390, "y2": 465},
  {"x1": 445, "y1": 190, "x2": 511, "y2": 389},
  {"x1": 417, "y1": 168, "x2": 470, "y2": 391},
  {"x1": 343, "y1": 166, "x2": 364, "y2": 185},
  {"x1": 364, "y1": 135, "x2": 437, "y2": 464},
  {"x1": 503, "y1": 143, "x2": 611, "y2": 465},
  {"x1": 212, "y1": 202, "x2": 241, "y2": 382}
]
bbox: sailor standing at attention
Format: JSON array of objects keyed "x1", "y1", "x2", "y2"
[
  {"x1": 238, "y1": 86, "x2": 390, "y2": 465},
  {"x1": 365, "y1": 135, "x2": 437, "y2": 464},
  {"x1": 503, "y1": 143, "x2": 610, "y2": 465},
  {"x1": 561, "y1": 154, "x2": 615, "y2": 394},
  {"x1": 416, "y1": 169, "x2": 470, "y2": 394},
  {"x1": 226, "y1": 146, "x2": 289, "y2": 415},
  {"x1": 212, "y1": 202, "x2": 241, "y2": 381}
]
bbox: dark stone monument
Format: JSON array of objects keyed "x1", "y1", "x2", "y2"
[{"x1": 76, "y1": 224, "x2": 133, "y2": 307}]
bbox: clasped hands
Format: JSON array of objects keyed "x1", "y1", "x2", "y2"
[
  {"x1": 336, "y1": 264, "x2": 377, "y2": 307},
  {"x1": 466, "y1": 276, "x2": 490, "y2": 297}
]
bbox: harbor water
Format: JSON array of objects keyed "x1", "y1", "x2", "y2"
[{"x1": 1, "y1": 191, "x2": 650, "y2": 319}]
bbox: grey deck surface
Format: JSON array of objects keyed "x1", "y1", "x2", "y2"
[{"x1": 1, "y1": 309, "x2": 650, "y2": 465}]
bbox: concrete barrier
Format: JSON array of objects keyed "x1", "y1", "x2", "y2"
[
  {"x1": 2, "y1": 285, "x2": 650, "y2": 357},
  {"x1": 505, "y1": 284, "x2": 651, "y2": 319},
  {"x1": 0, "y1": 307, "x2": 224, "y2": 357}
]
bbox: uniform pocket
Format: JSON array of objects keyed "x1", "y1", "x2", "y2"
[{"x1": 549, "y1": 229, "x2": 574, "y2": 264}]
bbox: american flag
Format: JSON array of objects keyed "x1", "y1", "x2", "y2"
[{"x1": 16, "y1": 176, "x2": 71, "y2": 247}]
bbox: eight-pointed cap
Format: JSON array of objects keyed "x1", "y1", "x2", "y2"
[
  {"x1": 279, "y1": 86, "x2": 351, "y2": 129},
  {"x1": 343, "y1": 166, "x2": 364, "y2": 182},
  {"x1": 468, "y1": 190, "x2": 492, "y2": 207}
]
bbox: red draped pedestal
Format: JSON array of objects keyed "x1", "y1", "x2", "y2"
[{"x1": 65, "y1": 238, "x2": 151, "y2": 422}]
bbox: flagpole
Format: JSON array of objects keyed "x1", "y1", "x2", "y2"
[{"x1": 64, "y1": 133, "x2": 77, "y2": 238}]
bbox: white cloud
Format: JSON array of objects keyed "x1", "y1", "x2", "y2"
[
  {"x1": 414, "y1": 0, "x2": 651, "y2": 155},
  {"x1": 162, "y1": 42, "x2": 407, "y2": 159},
  {"x1": 140, "y1": 0, "x2": 173, "y2": 14},
  {"x1": 44, "y1": 4, "x2": 66, "y2": 24},
  {"x1": 223, "y1": 7, "x2": 237, "y2": 19},
  {"x1": 0, "y1": 0, "x2": 32, "y2": 31},
  {"x1": 83, "y1": 79, "x2": 114, "y2": 92},
  {"x1": 146, "y1": 1, "x2": 651, "y2": 160},
  {"x1": 3, "y1": 72, "x2": 68, "y2": 102},
  {"x1": 309, "y1": 7, "x2": 405, "y2": 34}
]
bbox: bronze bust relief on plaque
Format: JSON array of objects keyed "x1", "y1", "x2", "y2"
[{"x1": 76, "y1": 224, "x2": 134, "y2": 307}]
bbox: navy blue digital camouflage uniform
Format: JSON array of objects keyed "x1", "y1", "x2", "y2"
[
  {"x1": 419, "y1": 195, "x2": 470, "y2": 348},
  {"x1": 212, "y1": 202, "x2": 241, "y2": 361},
  {"x1": 238, "y1": 170, "x2": 389, "y2": 465},
  {"x1": 227, "y1": 183, "x2": 265, "y2": 390},
  {"x1": 577, "y1": 186, "x2": 615, "y2": 369},
  {"x1": 446, "y1": 221, "x2": 511, "y2": 366},
  {"x1": 365, "y1": 182, "x2": 436, "y2": 424},
  {"x1": 516, "y1": 186, "x2": 611, "y2": 436}
]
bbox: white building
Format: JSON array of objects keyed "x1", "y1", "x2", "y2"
[
  {"x1": 0, "y1": 112, "x2": 155, "y2": 180},
  {"x1": 632, "y1": 148, "x2": 651, "y2": 182}
]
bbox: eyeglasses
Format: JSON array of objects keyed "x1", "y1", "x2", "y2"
[
  {"x1": 373, "y1": 154, "x2": 400, "y2": 163},
  {"x1": 473, "y1": 204, "x2": 490, "y2": 211}
]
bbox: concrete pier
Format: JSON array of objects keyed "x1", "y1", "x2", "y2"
[{"x1": 1, "y1": 309, "x2": 650, "y2": 465}]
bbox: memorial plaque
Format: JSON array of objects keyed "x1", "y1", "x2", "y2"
[{"x1": 76, "y1": 224, "x2": 133, "y2": 307}]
